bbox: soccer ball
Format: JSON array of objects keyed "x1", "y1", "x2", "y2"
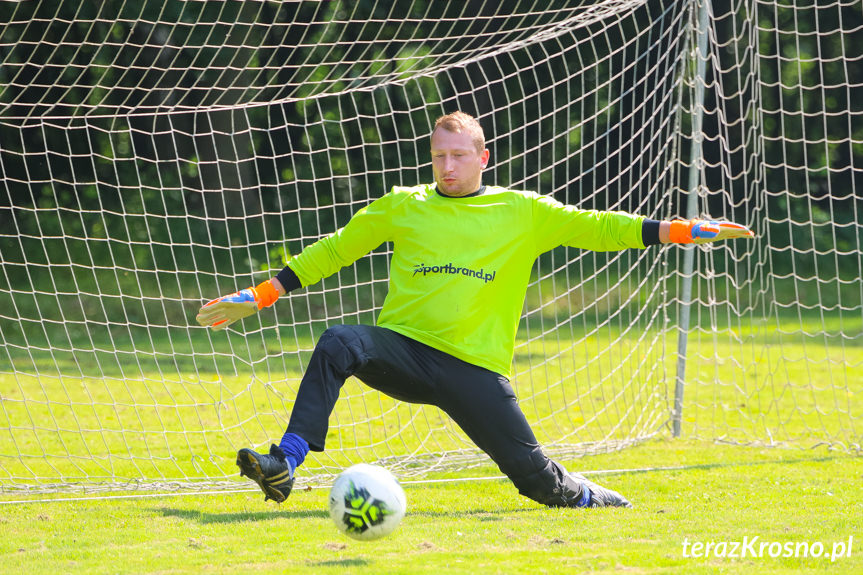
[{"x1": 328, "y1": 463, "x2": 407, "y2": 541}]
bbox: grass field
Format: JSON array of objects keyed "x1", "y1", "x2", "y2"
[
  {"x1": 1, "y1": 439, "x2": 860, "y2": 574},
  {"x1": 2, "y1": 314, "x2": 859, "y2": 485},
  {"x1": 1, "y1": 314, "x2": 860, "y2": 573}
]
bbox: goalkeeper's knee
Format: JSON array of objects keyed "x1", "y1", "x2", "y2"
[{"x1": 315, "y1": 324, "x2": 369, "y2": 377}]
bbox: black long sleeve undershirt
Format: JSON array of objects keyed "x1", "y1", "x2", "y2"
[
  {"x1": 641, "y1": 219, "x2": 661, "y2": 246},
  {"x1": 275, "y1": 265, "x2": 302, "y2": 293}
]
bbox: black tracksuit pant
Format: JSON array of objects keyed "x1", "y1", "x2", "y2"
[{"x1": 286, "y1": 324, "x2": 586, "y2": 507}]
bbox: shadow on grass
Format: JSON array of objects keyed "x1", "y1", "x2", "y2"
[
  {"x1": 151, "y1": 507, "x2": 329, "y2": 524},
  {"x1": 311, "y1": 558, "x2": 371, "y2": 567},
  {"x1": 151, "y1": 504, "x2": 540, "y2": 524},
  {"x1": 408, "y1": 506, "x2": 543, "y2": 519}
]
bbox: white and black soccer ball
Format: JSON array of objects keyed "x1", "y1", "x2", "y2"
[{"x1": 328, "y1": 463, "x2": 406, "y2": 541}]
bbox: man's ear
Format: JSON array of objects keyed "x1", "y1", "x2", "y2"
[{"x1": 480, "y1": 149, "x2": 490, "y2": 169}]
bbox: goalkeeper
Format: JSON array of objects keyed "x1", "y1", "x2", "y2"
[{"x1": 197, "y1": 111, "x2": 753, "y2": 508}]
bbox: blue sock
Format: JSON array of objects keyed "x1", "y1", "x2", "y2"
[
  {"x1": 279, "y1": 432, "x2": 309, "y2": 472},
  {"x1": 578, "y1": 485, "x2": 592, "y2": 507}
]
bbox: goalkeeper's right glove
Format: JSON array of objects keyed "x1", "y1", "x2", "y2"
[{"x1": 196, "y1": 279, "x2": 280, "y2": 331}]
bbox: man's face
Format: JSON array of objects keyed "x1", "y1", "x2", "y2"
[{"x1": 430, "y1": 127, "x2": 489, "y2": 197}]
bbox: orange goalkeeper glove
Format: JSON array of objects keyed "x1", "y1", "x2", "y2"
[
  {"x1": 669, "y1": 218, "x2": 754, "y2": 245},
  {"x1": 196, "y1": 279, "x2": 279, "y2": 331}
]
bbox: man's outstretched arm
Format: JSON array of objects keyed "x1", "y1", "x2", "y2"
[
  {"x1": 531, "y1": 193, "x2": 753, "y2": 253},
  {"x1": 196, "y1": 192, "x2": 395, "y2": 331},
  {"x1": 642, "y1": 218, "x2": 754, "y2": 246}
]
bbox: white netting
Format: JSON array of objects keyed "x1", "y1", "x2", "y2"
[
  {"x1": 677, "y1": 0, "x2": 862, "y2": 449},
  {"x1": 0, "y1": 0, "x2": 859, "y2": 496}
]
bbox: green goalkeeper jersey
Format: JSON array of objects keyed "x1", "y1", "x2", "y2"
[{"x1": 287, "y1": 184, "x2": 646, "y2": 378}]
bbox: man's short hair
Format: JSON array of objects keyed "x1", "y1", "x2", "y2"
[{"x1": 433, "y1": 111, "x2": 486, "y2": 152}]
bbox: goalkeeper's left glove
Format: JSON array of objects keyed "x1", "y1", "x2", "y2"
[
  {"x1": 669, "y1": 218, "x2": 754, "y2": 245},
  {"x1": 196, "y1": 279, "x2": 280, "y2": 331}
]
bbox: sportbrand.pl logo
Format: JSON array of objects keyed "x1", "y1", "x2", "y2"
[{"x1": 412, "y1": 263, "x2": 497, "y2": 283}]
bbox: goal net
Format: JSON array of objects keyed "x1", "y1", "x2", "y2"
[{"x1": 0, "y1": 0, "x2": 859, "y2": 496}]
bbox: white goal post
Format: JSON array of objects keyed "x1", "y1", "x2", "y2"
[{"x1": 0, "y1": 0, "x2": 859, "y2": 496}]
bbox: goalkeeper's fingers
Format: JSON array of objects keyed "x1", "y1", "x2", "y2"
[
  {"x1": 196, "y1": 290, "x2": 258, "y2": 330},
  {"x1": 670, "y1": 219, "x2": 755, "y2": 245},
  {"x1": 691, "y1": 220, "x2": 754, "y2": 244},
  {"x1": 195, "y1": 280, "x2": 280, "y2": 331}
]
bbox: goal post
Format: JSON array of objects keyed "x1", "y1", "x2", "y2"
[
  {"x1": 0, "y1": 0, "x2": 859, "y2": 496},
  {"x1": 675, "y1": 0, "x2": 862, "y2": 449}
]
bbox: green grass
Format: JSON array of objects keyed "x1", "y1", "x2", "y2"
[
  {"x1": 1, "y1": 440, "x2": 860, "y2": 574},
  {"x1": 0, "y1": 313, "x2": 860, "y2": 572},
  {"x1": 0, "y1": 315, "x2": 859, "y2": 488}
]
